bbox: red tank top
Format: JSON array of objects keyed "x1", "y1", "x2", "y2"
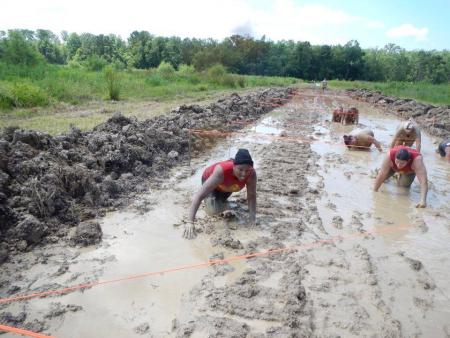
[
  {"x1": 389, "y1": 146, "x2": 421, "y2": 173},
  {"x1": 202, "y1": 160, "x2": 253, "y2": 192}
]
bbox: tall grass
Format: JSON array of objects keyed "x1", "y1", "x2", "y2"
[
  {"x1": 104, "y1": 66, "x2": 121, "y2": 101},
  {"x1": 329, "y1": 80, "x2": 450, "y2": 106},
  {"x1": 0, "y1": 61, "x2": 298, "y2": 112}
]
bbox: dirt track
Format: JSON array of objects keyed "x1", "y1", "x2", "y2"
[{"x1": 1, "y1": 88, "x2": 450, "y2": 337}]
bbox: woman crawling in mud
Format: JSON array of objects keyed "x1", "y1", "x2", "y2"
[
  {"x1": 343, "y1": 128, "x2": 382, "y2": 152},
  {"x1": 183, "y1": 148, "x2": 257, "y2": 239},
  {"x1": 390, "y1": 120, "x2": 421, "y2": 152},
  {"x1": 373, "y1": 145, "x2": 428, "y2": 208},
  {"x1": 437, "y1": 138, "x2": 450, "y2": 163}
]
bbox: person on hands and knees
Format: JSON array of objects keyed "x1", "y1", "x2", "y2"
[
  {"x1": 183, "y1": 149, "x2": 257, "y2": 239},
  {"x1": 437, "y1": 138, "x2": 450, "y2": 163},
  {"x1": 343, "y1": 128, "x2": 382, "y2": 152},
  {"x1": 390, "y1": 120, "x2": 421, "y2": 152},
  {"x1": 373, "y1": 145, "x2": 428, "y2": 208}
]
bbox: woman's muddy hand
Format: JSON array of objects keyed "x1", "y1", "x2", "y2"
[{"x1": 183, "y1": 221, "x2": 196, "y2": 239}]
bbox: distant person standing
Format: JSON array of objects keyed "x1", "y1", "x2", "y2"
[
  {"x1": 343, "y1": 128, "x2": 382, "y2": 152},
  {"x1": 373, "y1": 145, "x2": 428, "y2": 208},
  {"x1": 321, "y1": 78, "x2": 328, "y2": 93},
  {"x1": 390, "y1": 120, "x2": 421, "y2": 152},
  {"x1": 437, "y1": 138, "x2": 450, "y2": 162}
]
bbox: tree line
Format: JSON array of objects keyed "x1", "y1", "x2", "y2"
[{"x1": 1, "y1": 29, "x2": 449, "y2": 84}]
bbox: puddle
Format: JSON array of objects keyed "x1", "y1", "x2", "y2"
[
  {"x1": 310, "y1": 98, "x2": 450, "y2": 337},
  {"x1": 5, "y1": 111, "x2": 288, "y2": 337}
]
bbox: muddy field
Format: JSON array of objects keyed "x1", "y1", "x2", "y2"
[{"x1": 1, "y1": 87, "x2": 450, "y2": 337}]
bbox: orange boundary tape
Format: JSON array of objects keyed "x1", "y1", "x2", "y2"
[
  {"x1": 0, "y1": 223, "x2": 408, "y2": 306},
  {"x1": 0, "y1": 324, "x2": 55, "y2": 338}
]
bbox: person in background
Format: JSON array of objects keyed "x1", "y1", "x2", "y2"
[
  {"x1": 437, "y1": 138, "x2": 450, "y2": 163},
  {"x1": 321, "y1": 78, "x2": 328, "y2": 93},
  {"x1": 390, "y1": 119, "x2": 421, "y2": 152},
  {"x1": 343, "y1": 128, "x2": 382, "y2": 152}
]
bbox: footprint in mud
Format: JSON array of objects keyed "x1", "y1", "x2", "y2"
[
  {"x1": 397, "y1": 252, "x2": 436, "y2": 290},
  {"x1": 209, "y1": 252, "x2": 235, "y2": 276},
  {"x1": 411, "y1": 215, "x2": 428, "y2": 233}
]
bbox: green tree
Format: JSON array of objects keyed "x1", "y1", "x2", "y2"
[{"x1": 0, "y1": 30, "x2": 42, "y2": 65}]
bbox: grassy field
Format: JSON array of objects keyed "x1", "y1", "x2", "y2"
[
  {"x1": 329, "y1": 80, "x2": 450, "y2": 106},
  {"x1": 0, "y1": 62, "x2": 298, "y2": 134}
]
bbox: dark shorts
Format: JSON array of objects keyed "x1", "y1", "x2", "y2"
[
  {"x1": 386, "y1": 169, "x2": 416, "y2": 187},
  {"x1": 201, "y1": 177, "x2": 232, "y2": 215}
]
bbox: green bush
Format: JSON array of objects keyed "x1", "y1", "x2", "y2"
[
  {"x1": 207, "y1": 64, "x2": 227, "y2": 78},
  {"x1": 177, "y1": 64, "x2": 196, "y2": 76},
  {"x1": 220, "y1": 74, "x2": 237, "y2": 88},
  {"x1": 83, "y1": 55, "x2": 108, "y2": 71},
  {"x1": 156, "y1": 61, "x2": 176, "y2": 78},
  {"x1": 145, "y1": 74, "x2": 165, "y2": 86},
  {"x1": 0, "y1": 82, "x2": 15, "y2": 109},
  {"x1": 236, "y1": 75, "x2": 246, "y2": 88},
  {"x1": 10, "y1": 81, "x2": 50, "y2": 108},
  {"x1": 104, "y1": 66, "x2": 120, "y2": 101}
]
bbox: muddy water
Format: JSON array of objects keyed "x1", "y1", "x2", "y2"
[
  {"x1": 2, "y1": 89, "x2": 450, "y2": 337},
  {"x1": 306, "y1": 91, "x2": 450, "y2": 337},
  {"x1": 0, "y1": 111, "x2": 287, "y2": 337}
]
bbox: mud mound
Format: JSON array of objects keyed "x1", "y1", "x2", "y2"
[
  {"x1": 0, "y1": 87, "x2": 296, "y2": 263},
  {"x1": 347, "y1": 89, "x2": 450, "y2": 138}
]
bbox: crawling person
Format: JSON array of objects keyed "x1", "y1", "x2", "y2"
[
  {"x1": 390, "y1": 119, "x2": 421, "y2": 152},
  {"x1": 373, "y1": 145, "x2": 428, "y2": 208},
  {"x1": 437, "y1": 138, "x2": 450, "y2": 162},
  {"x1": 183, "y1": 148, "x2": 257, "y2": 239},
  {"x1": 342, "y1": 107, "x2": 359, "y2": 125},
  {"x1": 343, "y1": 128, "x2": 382, "y2": 152},
  {"x1": 332, "y1": 106, "x2": 344, "y2": 123}
]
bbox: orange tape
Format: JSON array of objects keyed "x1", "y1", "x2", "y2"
[
  {"x1": 0, "y1": 223, "x2": 408, "y2": 305},
  {"x1": 0, "y1": 324, "x2": 55, "y2": 338}
]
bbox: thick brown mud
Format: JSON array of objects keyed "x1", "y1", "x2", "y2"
[{"x1": 1, "y1": 88, "x2": 450, "y2": 337}]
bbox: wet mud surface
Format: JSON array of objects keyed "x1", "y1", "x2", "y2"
[{"x1": 1, "y1": 88, "x2": 450, "y2": 337}]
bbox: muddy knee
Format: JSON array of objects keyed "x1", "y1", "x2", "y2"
[
  {"x1": 204, "y1": 197, "x2": 227, "y2": 216},
  {"x1": 397, "y1": 173, "x2": 416, "y2": 187}
]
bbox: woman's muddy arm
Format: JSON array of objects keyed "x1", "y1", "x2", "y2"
[
  {"x1": 246, "y1": 171, "x2": 257, "y2": 225},
  {"x1": 413, "y1": 158, "x2": 428, "y2": 208},
  {"x1": 373, "y1": 156, "x2": 391, "y2": 191}
]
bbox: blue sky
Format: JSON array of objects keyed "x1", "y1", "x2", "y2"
[{"x1": 1, "y1": 0, "x2": 449, "y2": 50}]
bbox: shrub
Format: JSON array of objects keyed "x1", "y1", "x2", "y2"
[
  {"x1": 83, "y1": 55, "x2": 108, "y2": 71},
  {"x1": 236, "y1": 75, "x2": 246, "y2": 88},
  {"x1": 145, "y1": 74, "x2": 164, "y2": 86},
  {"x1": 0, "y1": 82, "x2": 15, "y2": 109},
  {"x1": 10, "y1": 81, "x2": 49, "y2": 107},
  {"x1": 156, "y1": 61, "x2": 176, "y2": 78},
  {"x1": 220, "y1": 74, "x2": 237, "y2": 88},
  {"x1": 177, "y1": 64, "x2": 196, "y2": 76},
  {"x1": 207, "y1": 64, "x2": 227, "y2": 79},
  {"x1": 104, "y1": 66, "x2": 120, "y2": 101}
]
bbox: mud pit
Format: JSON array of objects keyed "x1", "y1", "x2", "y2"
[{"x1": 1, "y1": 88, "x2": 450, "y2": 337}]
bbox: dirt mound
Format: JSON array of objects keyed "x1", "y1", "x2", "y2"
[
  {"x1": 347, "y1": 89, "x2": 450, "y2": 138},
  {"x1": 0, "y1": 87, "x2": 296, "y2": 263}
]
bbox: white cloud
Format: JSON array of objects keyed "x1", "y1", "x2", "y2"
[
  {"x1": 386, "y1": 24, "x2": 428, "y2": 41},
  {"x1": 0, "y1": 0, "x2": 378, "y2": 45}
]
